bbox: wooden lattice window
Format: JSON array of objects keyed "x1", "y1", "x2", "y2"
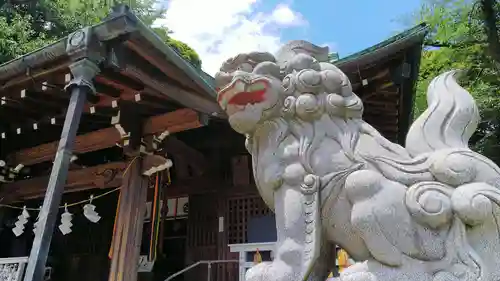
[{"x1": 226, "y1": 195, "x2": 272, "y2": 244}]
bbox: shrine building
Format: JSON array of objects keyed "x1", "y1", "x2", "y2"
[{"x1": 0, "y1": 5, "x2": 428, "y2": 281}]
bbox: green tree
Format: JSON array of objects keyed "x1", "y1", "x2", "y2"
[
  {"x1": 410, "y1": 0, "x2": 500, "y2": 162},
  {"x1": 0, "y1": 0, "x2": 202, "y2": 67},
  {"x1": 153, "y1": 27, "x2": 201, "y2": 68},
  {"x1": 0, "y1": 13, "x2": 47, "y2": 63}
]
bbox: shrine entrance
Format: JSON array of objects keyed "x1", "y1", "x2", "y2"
[
  {"x1": 139, "y1": 197, "x2": 189, "y2": 281},
  {"x1": 157, "y1": 218, "x2": 188, "y2": 281}
]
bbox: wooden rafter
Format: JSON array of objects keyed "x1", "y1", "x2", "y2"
[
  {"x1": 94, "y1": 76, "x2": 172, "y2": 111},
  {"x1": 7, "y1": 108, "x2": 206, "y2": 166},
  {"x1": 0, "y1": 64, "x2": 71, "y2": 91},
  {"x1": 125, "y1": 39, "x2": 204, "y2": 93},
  {"x1": 121, "y1": 63, "x2": 222, "y2": 115},
  {"x1": 350, "y1": 68, "x2": 391, "y2": 90}
]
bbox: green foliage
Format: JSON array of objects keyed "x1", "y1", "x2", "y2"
[
  {"x1": 0, "y1": 13, "x2": 48, "y2": 63},
  {"x1": 0, "y1": 0, "x2": 202, "y2": 68},
  {"x1": 166, "y1": 37, "x2": 202, "y2": 68},
  {"x1": 153, "y1": 27, "x2": 201, "y2": 68},
  {"x1": 410, "y1": 0, "x2": 500, "y2": 162}
]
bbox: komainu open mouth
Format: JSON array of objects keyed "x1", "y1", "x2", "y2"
[{"x1": 218, "y1": 79, "x2": 269, "y2": 110}]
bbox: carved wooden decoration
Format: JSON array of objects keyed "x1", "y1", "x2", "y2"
[{"x1": 0, "y1": 162, "x2": 127, "y2": 201}]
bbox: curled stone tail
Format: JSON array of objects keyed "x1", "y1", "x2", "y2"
[{"x1": 405, "y1": 70, "x2": 480, "y2": 157}]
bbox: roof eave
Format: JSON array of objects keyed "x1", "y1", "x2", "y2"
[
  {"x1": 334, "y1": 23, "x2": 430, "y2": 70},
  {"x1": 0, "y1": 8, "x2": 218, "y2": 103},
  {"x1": 0, "y1": 38, "x2": 68, "y2": 83},
  {"x1": 125, "y1": 12, "x2": 218, "y2": 99}
]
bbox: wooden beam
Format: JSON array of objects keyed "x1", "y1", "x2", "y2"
[
  {"x1": 112, "y1": 101, "x2": 143, "y2": 154},
  {"x1": 162, "y1": 137, "x2": 207, "y2": 176},
  {"x1": 125, "y1": 40, "x2": 203, "y2": 93},
  {"x1": 165, "y1": 179, "x2": 259, "y2": 198},
  {"x1": 0, "y1": 161, "x2": 127, "y2": 201},
  {"x1": 7, "y1": 108, "x2": 205, "y2": 166},
  {"x1": 1, "y1": 168, "x2": 257, "y2": 202},
  {"x1": 350, "y1": 68, "x2": 391, "y2": 90},
  {"x1": 122, "y1": 64, "x2": 223, "y2": 116},
  {"x1": 94, "y1": 75, "x2": 172, "y2": 111},
  {"x1": 0, "y1": 64, "x2": 71, "y2": 91},
  {"x1": 143, "y1": 108, "x2": 207, "y2": 135}
]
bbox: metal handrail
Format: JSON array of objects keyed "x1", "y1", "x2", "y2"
[{"x1": 164, "y1": 259, "x2": 239, "y2": 281}]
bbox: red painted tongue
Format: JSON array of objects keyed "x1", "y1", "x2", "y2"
[{"x1": 228, "y1": 90, "x2": 266, "y2": 105}]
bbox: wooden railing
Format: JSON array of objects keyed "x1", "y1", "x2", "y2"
[
  {"x1": 0, "y1": 257, "x2": 28, "y2": 281},
  {"x1": 228, "y1": 242, "x2": 276, "y2": 281}
]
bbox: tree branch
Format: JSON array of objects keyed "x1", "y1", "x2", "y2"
[{"x1": 480, "y1": 0, "x2": 500, "y2": 64}]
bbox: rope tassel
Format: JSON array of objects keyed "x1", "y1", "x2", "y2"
[{"x1": 148, "y1": 173, "x2": 162, "y2": 262}]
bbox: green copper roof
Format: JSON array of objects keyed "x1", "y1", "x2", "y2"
[
  {"x1": 334, "y1": 23, "x2": 429, "y2": 66},
  {"x1": 0, "y1": 5, "x2": 216, "y2": 96}
]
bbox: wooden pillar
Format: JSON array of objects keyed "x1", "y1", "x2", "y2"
[
  {"x1": 108, "y1": 101, "x2": 151, "y2": 281},
  {"x1": 108, "y1": 157, "x2": 148, "y2": 281},
  {"x1": 23, "y1": 58, "x2": 99, "y2": 281}
]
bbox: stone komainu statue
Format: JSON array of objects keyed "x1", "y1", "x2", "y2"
[{"x1": 215, "y1": 41, "x2": 500, "y2": 281}]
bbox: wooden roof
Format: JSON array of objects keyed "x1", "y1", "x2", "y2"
[
  {"x1": 335, "y1": 23, "x2": 429, "y2": 143},
  {"x1": 0, "y1": 5, "x2": 221, "y2": 184}
]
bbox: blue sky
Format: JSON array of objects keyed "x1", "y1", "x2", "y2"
[
  {"x1": 281, "y1": 0, "x2": 423, "y2": 57},
  {"x1": 155, "y1": 0, "x2": 425, "y2": 75}
]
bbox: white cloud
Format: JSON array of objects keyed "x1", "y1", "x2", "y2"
[
  {"x1": 271, "y1": 4, "x2": 306, "y2": 26},
  {"x1": 153, "y1": 0, "x2": 308, "y2": 76}
]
